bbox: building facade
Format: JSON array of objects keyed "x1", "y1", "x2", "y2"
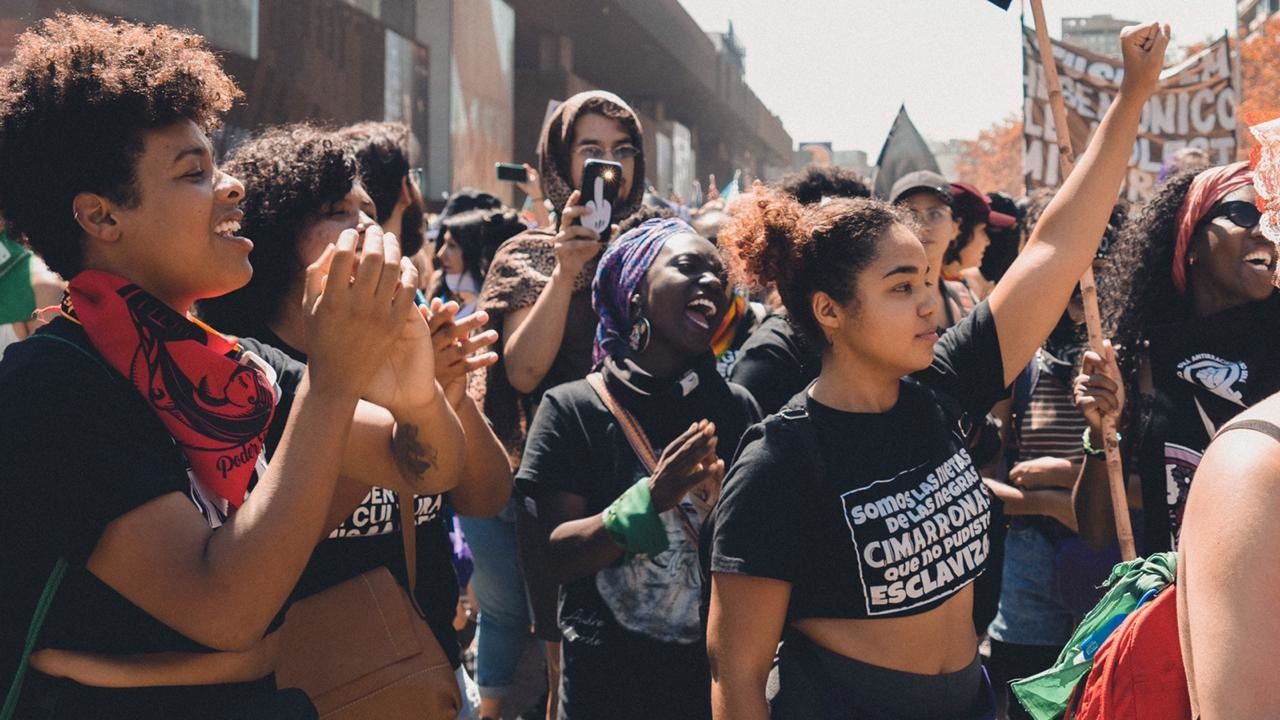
[
  {"x1": 0, "y1": 0, "x2": 790, "y2": 208},
  {"x1": 1061, "y1": 14, "x2": 1136, "y2": 58},
  {"x1": 1239, "y1": 0, "x2": 1280, "y2": 39}
]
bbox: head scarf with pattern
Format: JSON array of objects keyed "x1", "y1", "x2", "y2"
[
  {"x1": 592, "y1": 218, "x2": 696, "y2": 364},
  {"x1": 538, "y1": 90, "x2": 646, "y2": 224}
]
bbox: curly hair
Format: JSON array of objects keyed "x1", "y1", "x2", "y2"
[
  {"x1": 775, "y1": 165, "x2": 872, "y2": 206},
  {"x1": 198, "y1": 123, "x2": 358, "y2": 333},
  {"x1": 1098, "y1": 168, "x2": 1200, "y2": 397},
  {"x1": 720, "y1": 187, "x2": 907, "y2": 345},
  {"x1": 616, "y1": 205, "x2": 675, "y2": 236},
  {"x1": 0, "y1": 13, "x2": 240, "y2": 278},
  {"x1": 338, "y1": 121, "x2": 410, "y2": 224}
]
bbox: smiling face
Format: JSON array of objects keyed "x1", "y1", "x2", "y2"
[
  {"x1": 820, "y1": 222, "x2": 941, "y2": 378},
  {"x1": 1189, "y1": 186, "x2": 1277, "y2": 309},
  {"x1": 639, "y1": 233, "x2": 729, "y2": 359},
  {"x1": 104, "y1": 120, "x2": 249, "y2": 310}
]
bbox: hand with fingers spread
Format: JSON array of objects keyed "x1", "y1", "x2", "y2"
[
  {"x1": 427, "y1": 297, "x2": 499, "y2": 408},
  {"x1": 555, "y1": 189, "x2": 605, "y2": 279},
  {"x1": 1073, "y1": 340, "x2": 1126, "y2": 439},
  {"x1": 648, "y1": 420, "x2": 725, "y2": 513},
  {"x1": 1118, "y1": 22, "x2": 1171, "y2": 98},
  {"x1": 303, "y1": 224, "x2": 420, "y2": 400}
]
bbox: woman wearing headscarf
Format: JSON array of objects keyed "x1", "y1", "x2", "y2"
[
  {"x1": 516, "y1": 218, "x2": 760, "y2": 719},
  {"x1": 1073, "y1": 161, "x2": 1280, "y2": 554},
  {"x1": 469, "y1": 90, "x2": 647, "y2": 717}
]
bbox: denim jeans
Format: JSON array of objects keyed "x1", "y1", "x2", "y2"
[{"x1": 458, "y1": 500, "x2": 531, "y2": 698}]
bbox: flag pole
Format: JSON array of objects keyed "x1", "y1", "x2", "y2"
[{"x1": 1028, "y1": 0, "x2": 1137, "y2": 561}]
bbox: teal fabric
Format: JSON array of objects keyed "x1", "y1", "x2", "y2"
[
  {"x1": 1010, "y1": 552, "x2": 1177, "y2": 720},
  {"x1": 602, "y1": 478, "x2": 669, "y2": 556}
]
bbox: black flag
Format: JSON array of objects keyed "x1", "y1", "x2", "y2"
[
  {"x1": 987, "y1": 0, "x2": 1012, "y2": 9},
  {"x1": 872, "y1": 105, "x2": 941, "y2": 199}
]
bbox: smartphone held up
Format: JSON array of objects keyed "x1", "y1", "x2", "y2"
[{"x1": 575, "y1": 158, "x2": 622, "y2": 243}]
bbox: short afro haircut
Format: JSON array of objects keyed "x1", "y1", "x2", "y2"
[
  {"x1": 775, "y1": 165, "x2": 871, "y2": 206},
  {"x1": 338, "y1": 121, "x2": 411, "y2": 224},
  {"x1": 198, "y1": 124, "x2": 358, "y2": 334},
  {"x1": 0, "y1": 13, "x2": 241, "y2": 278}
]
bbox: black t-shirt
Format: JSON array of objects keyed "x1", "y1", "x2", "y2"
[
  {"x1": 1136, "y1": 294, "x2": 1280, "y2": 553},
  {"x1": 0, "y1": 319, "x2": 291, "y2": 718},
  {"x1": 709, "y1": 301, "x2": 1007, "y2": 620},
  {"x1": 515, "y1": 355, "x2": 760, "y2": 717},
  {"x1": 729, "y1": 311, "x2": 820, "y2": 416},
  {"x1": 236, "y1": 330, "x2": 462, "y2": 668}
]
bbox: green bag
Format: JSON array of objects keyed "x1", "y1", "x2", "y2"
[
  {"x1": 0, "y1": 232, "x2": 35, "y2": 326},
  {"x1": 1009, "y1": 551, "x2": 1177, "y2": 720}
]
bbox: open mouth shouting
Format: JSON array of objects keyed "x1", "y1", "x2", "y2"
[{"x1": 684, "y1": 296, "x2": 719, "y2": 331}]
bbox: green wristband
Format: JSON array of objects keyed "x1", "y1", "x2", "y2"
[
  {"x1": 602, "y1": 478, "x2": 669, "y2": 556},
  {"x1": 1082, "y1": 426, "x2": 1121, "y2": 456}
]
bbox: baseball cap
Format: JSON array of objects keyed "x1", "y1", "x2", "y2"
[
  {"x1": 890, "y1": 170, "x2": 951, "y2": 204},
  {"x1": 949, "y1": 182, "x2": 1016, "y2": 230}
]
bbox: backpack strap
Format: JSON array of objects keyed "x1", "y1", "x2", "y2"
[
  {"x1": 585, "y1": 372, "x2": 706, "y2": 543},
  {"x1": 2, "y1": 559, "x2": 68, "y2": 720},
  {"x1": 774, "y1": 404, "x2": 828, "y2": 490},
  {"x1": 1213, "y1": 419, "x2": 1280, "y2": 444},
  {"x1": 1, "y1": 332, "x2": 114, "y2": 718}
]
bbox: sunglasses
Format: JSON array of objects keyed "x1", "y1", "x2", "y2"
[{"x1": 1201, "y1": 200, "x2": 1261, "y2": 230}]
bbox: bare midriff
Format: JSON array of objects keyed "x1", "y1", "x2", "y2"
[{"x1": 790, "y1": 586, "x2": 978, "y2": 675}]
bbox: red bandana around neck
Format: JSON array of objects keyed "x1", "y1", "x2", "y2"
[{"x1": 64, "y1": 270, "x2": 276, "y2": 509}]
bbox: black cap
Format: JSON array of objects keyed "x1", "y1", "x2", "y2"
[{"x1": 890, "y1": 170, "x2": 950, "y2": 204}]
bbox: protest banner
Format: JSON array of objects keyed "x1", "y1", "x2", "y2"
[{"x1": 1023, "y1": 26, "x2": 1236, "y2": 202}]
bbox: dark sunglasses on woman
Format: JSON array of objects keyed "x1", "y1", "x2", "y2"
[{"x1": 1202, "y1": 200, "x2": 1262, "y2": 230}]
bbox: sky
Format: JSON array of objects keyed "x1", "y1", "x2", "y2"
[{"x1": 678, "y1": 0, "x2": 1238, "y2": 155}]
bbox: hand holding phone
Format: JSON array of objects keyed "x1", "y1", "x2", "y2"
[{"x1": 495, "y1": 162, "x2": 529, "y2": 183}]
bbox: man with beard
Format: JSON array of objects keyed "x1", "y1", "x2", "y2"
[{"x1": 340, "y1": 121, "x2": 429, "y2": 262}]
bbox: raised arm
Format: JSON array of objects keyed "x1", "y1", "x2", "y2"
[
  {"x1": 503, "y1": 190, "x2": 603, "y2": 394},
  {"x1": 429, "y1": 300, "x2": 511, "y2": 517},
  {"x1": 989, "y1": 22, "x2": 1169, "y2": 386}
]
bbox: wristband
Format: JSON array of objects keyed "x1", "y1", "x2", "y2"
[
  {"x1": 602, "y1": 478, "x2": 669, "y2": 556},
  {"x1": 1082, "y1": 426, "x2": 1121, "y2": 456}
]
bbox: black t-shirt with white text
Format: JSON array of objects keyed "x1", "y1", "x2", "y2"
[{"x1": 709, "y1": 301, "x2": 1007, "y2": 620}]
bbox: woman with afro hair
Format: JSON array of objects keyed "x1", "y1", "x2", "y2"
[
  {"x1": 200, "y1": 123, "x2": 513, "y2": 715},
  {"x1": 1072, "y1": 160, "x2": 1280, "y2": 555},
  {"x1": 0, "y1": 16, "x2": 462, "y2": 719}
]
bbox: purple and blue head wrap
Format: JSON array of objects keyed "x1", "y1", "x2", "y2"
[{"x1": 592, "y1": 217, "x2": 697, "y2": 364}]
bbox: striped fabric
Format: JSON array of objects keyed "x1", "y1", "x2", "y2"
[{"x1": 1019, "y1": 357, "x2": 1087, "y2": 464}]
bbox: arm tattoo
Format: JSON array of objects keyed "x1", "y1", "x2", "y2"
[{"x1": 392, "y1": 423, "x2": 438, "y2": 483}]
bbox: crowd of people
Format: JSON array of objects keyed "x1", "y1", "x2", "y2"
[{"x1": 1, "y1": 11, "x2": 1278, "y2": 720}]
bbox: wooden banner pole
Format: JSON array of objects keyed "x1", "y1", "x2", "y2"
[{"x1": 1028, "y1": 0, "x2": 1137, "y2": 561}]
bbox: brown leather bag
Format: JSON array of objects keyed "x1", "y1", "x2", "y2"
[{"x1": 275, "y1": 493, "x2": 461, "y2": 719}]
